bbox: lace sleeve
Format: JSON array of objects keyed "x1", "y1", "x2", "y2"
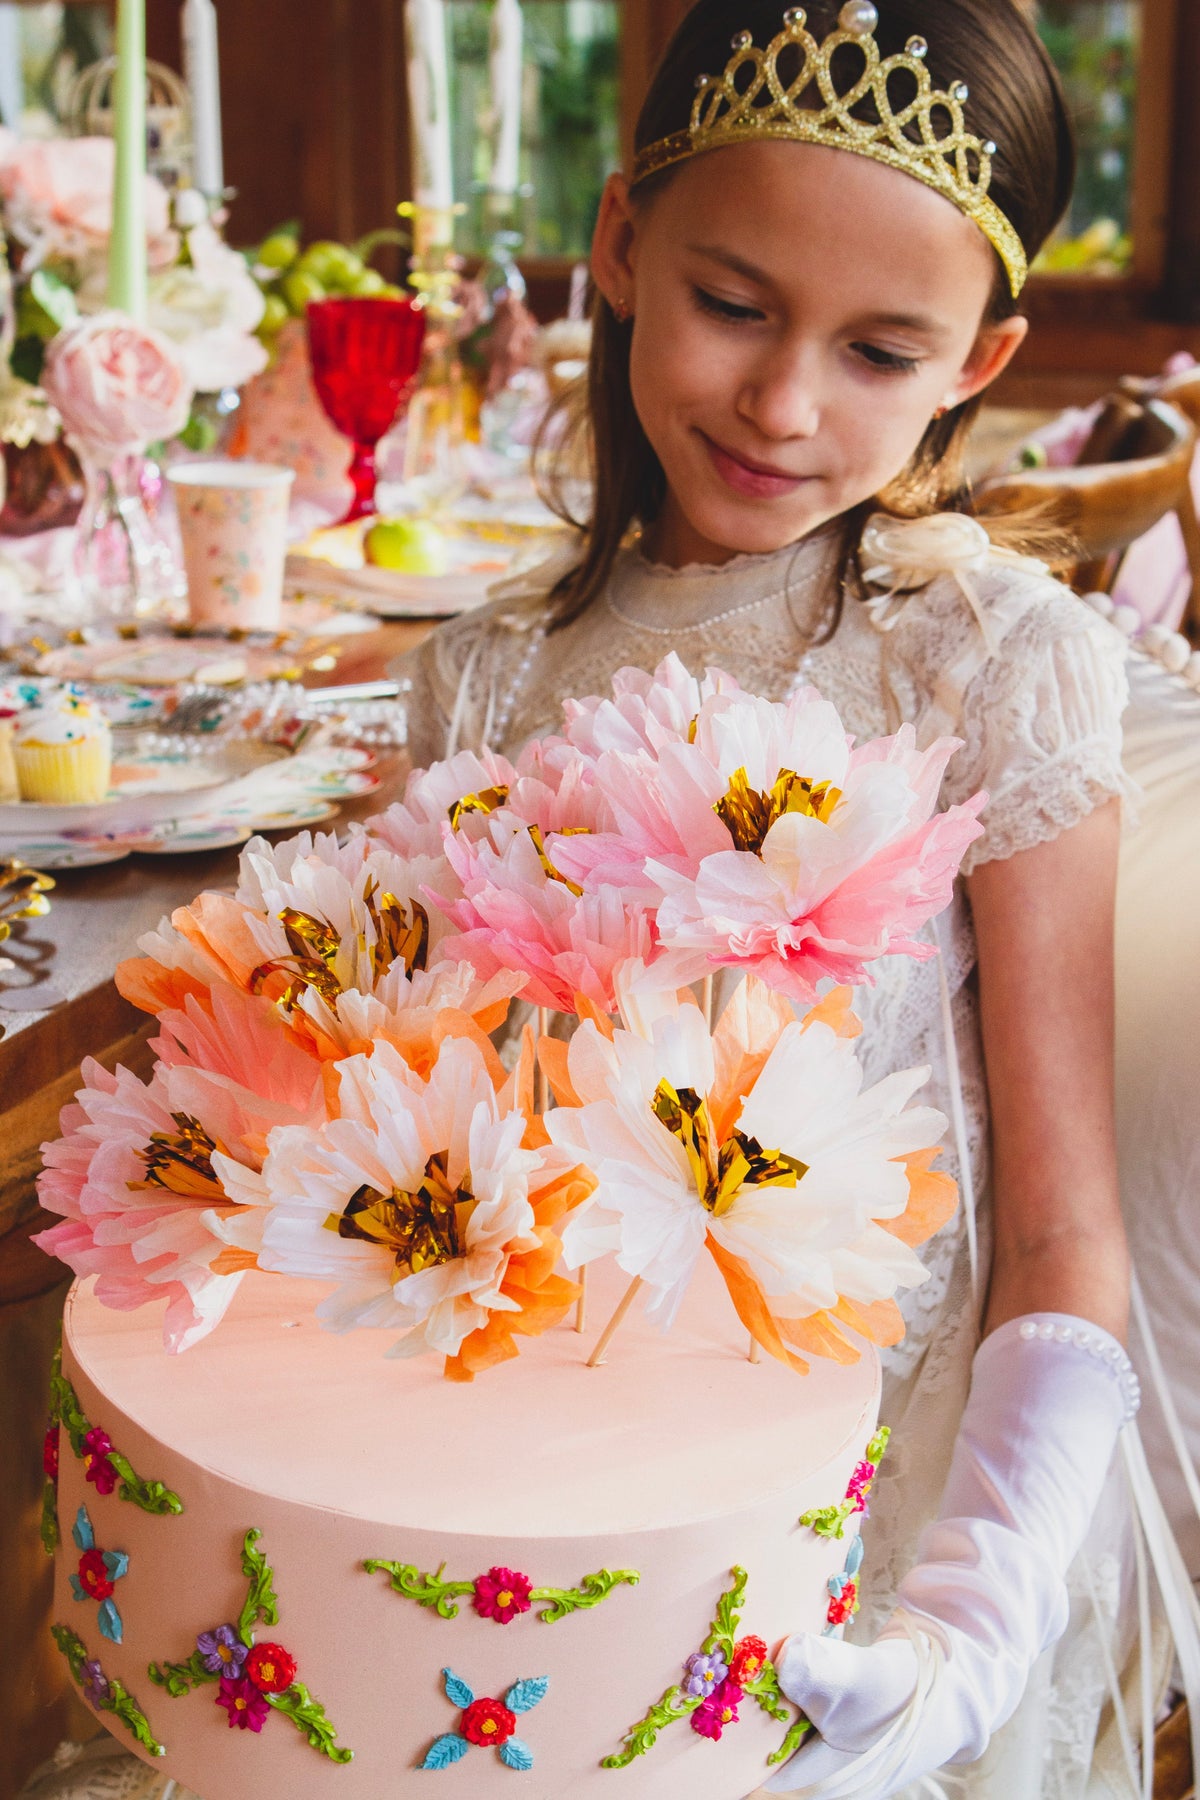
[
  {"x1": 883, "y1": 567, "x2": 1132, "y2": 876},
  {"x1": 390, "y1": 546, "x2": 577, "y2": 768}
]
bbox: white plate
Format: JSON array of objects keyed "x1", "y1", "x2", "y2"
[{"x1": 0, "y1": 739, "x2": 286, "y2": 833}]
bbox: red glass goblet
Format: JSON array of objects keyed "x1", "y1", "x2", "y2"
[{"x1": 306, "y1": 296, "x2": 427, "y2": 524}]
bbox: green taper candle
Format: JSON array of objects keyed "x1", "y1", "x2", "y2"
[{"x1": 108, "y1": 0, "x2": 147, "y2": 320}]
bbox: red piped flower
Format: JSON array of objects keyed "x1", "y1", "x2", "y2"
[
  {"x1": 472, "y1": 1566, "x2": 533, "y2": 1625},
  {"x1": 827, "y1": 1580, "x2": 859, "y2": 1627},
  {"x1": 216, "y1": 1674, "x2": 271, "y2": 1732},
  {"x1": 82, "y1": 1427, "x2": 118, "y2": 1497},
  {"x1": 77, "y1": 1548, "x2": 115, "y2": 1601},
  {"x1": 691, "y1": 1679, "x2": 744, "y2": 1741},
  {"x1": 461, "y1": 1697, "x2": 518, "y2": 1747},
  {"x1": 43, "y1": 1422, "x2": 60, "y2": 1480},
  {"x1": 730, "y1": 1636, "x2": 768, "y2": 1685},
  {"x1": 245, "y1": 1643, "x2": 297, "y2": 1694}
]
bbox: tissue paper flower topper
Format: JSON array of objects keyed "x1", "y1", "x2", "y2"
[
  {"x1": 548, "y1": 663, "x2": 986, "y2": 1004},
  {"x1": 547, "y1": 977, "x2": 956, "y2": 1371},
  {"x1": 116, "y1": 830, "x2": 519, "y2": 1074},
  {"x1": 36, "y1": 983, "x2": 324, "y2": 1352},
  {"x1": 256, "y1": 1034, "x2": 591, "y2": 1381}
]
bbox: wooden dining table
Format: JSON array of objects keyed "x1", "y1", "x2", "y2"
[{"x1": 0, "y1": 619, "x2": 431, "y2": 1800}]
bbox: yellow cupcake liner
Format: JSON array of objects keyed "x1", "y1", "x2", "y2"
[
  {"x1": 0, "y1": 722, "x2": 17, "y2": 804},
  {"x1": 13, "y1": 736, "x2": 113, "y2": 804}
]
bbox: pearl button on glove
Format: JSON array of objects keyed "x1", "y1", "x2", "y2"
[{"x1": 764, "y1": 1315, "x2": 1140, "y2": 1798}]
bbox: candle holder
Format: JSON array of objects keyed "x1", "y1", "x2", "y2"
[{"x1": 398, "y1": 201, "x2": 470, "y2": 501}]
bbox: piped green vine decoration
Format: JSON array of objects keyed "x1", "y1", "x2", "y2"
[
  {"x1": 602, "y1": 1566, "x2": 810, "y2": 1771},
  {"x1": 41, "y1": 1343, "x2": 184, "y2": 1554},
  {"x1": 148, "y1": 1528, "x2": 352, "y2": 1765},
  {"x1": 363, "y1": 1557, "x2": 640, "y2": 1625},
  {"x1": 799, "y1": 1427, "x2": 891, "y2": 1540},
  {"x1": 52, "y1": 1623, "x2": 165, "y2": 1757}
]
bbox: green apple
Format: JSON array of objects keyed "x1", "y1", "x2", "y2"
[{"x1": 364, "y1": 516, "x2": 449, "y2": 577}]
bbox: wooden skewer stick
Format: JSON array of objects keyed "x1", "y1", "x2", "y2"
[
  {"x1": 701, "y1": 973, "x2": 714, "y2": 1031},
  {"x1": 748, "y1": 1335, "x2": 762, "y2": 1364},
  {"x1": 588, "y1": 1274, "x2": 643, "y2": 1368},
  {"x1": 575, "y1": 1262, "x2": 588, "y2": 1333},
  {"x1": 535, "y1": 1005, "x2": 550, "y2": 1116}
]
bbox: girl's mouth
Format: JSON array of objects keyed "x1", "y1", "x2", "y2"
[{"x1": 699, "y1": 431, "x2": 814, "y2": 501}]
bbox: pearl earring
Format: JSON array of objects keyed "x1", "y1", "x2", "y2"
[{"x1": 613, "y1": 297, "x2": 633, "y2": 323}]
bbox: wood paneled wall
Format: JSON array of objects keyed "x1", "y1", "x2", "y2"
[{"x1": 147, "y1": 0, "x2": 414, "y2": 251}]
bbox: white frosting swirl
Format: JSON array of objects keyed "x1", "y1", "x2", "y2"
[{"x1": 15, "y1": 688, "x2": 112, "y2": 748}]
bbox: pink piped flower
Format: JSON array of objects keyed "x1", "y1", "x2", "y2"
[
  {"x1": 82, "y1": 1427, "x2": 118, "y2": 1496},
  {"x1": 691, "y1": 1678, "x2": 743, "y2": 1741},
  {"x1": 846, "y1": 1459, "x2": 878, "y2": 1515},
  {"x1": 473, "y1": 1566, "x2": 533, "y2": 1624},
  {"x1": 216, "y1": 1674, "x2": 270, "y2": 1732}
]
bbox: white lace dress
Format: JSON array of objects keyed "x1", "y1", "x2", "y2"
[
  {"x1": 26, "y1": 527, "x2": 1135, "y2": 1800},
  {"x1": 402, "y1": 525, "x2": 1137, "y2": 1800}
]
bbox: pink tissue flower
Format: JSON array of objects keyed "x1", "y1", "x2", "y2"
[
  {"x1": 41, "y1": 313, "x2": 193, "y2": 461},
  {"x1": 549, "y1": 676, "x2": 986, "y2": 1003},
  {"x1": 33, "y1": 994, "x2": 325, "y2": 1353}
]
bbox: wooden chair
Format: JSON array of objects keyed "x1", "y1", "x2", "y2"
[{"x1": 976, "y1": 395, "x2": 1199, "y2": 634}]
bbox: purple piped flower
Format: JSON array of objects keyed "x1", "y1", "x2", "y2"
[
  {"x1": 197, "y1": 1623, "x2": 248, "y2": 1677},
  {"x1": 81, "y1": 1659, "x2": 110, "y2": 1707},
  {"x1": 682, "y1": 1649, "x2": 729, "y2": 1699}
]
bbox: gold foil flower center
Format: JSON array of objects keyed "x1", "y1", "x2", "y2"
[
  {"x1": 651, "y1": 1079, "x2": 806, "y2": 1218},
  {"x1": 325, "y1": 1149, "x2": 475, "y2": 1276},
  {"x1": 131, "y1": 1113, "x2": 228, "y2": 1201},
  {"x1": 527, "y1": 823, "x2": 590, "y2": 895},
  {"x1": 250, "y1": 885, "x2": 429, "y2": 1011},
  {"x1": 448, "y1": 785, "x2": 511, "y2": 830},
  {"x1": 714, "y1": 766, "x2": 841, "y2": 856}
]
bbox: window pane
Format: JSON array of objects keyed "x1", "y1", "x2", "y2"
[
  {"x1": 447, "y1": 1, "x2": 620, "y2": 258},
  {"x1": 0, "y1": 2, "x2": 113, "y2": 135},
  {"x1": 1035, "y1": 1, "x2": 1140, "y2": 276}
]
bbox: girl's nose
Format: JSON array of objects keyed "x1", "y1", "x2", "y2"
[{"x1": 735, "y1": 345, "x2": 822, "y2": 443}]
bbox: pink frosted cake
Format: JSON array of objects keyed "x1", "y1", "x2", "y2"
[{"x1": 47, "y1": 1261, "x2": 881, "y2": 1799}]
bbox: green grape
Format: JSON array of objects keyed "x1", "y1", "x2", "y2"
[
  {"x1": 283, "y1": 269, "x2": 326, "y2": 313},
  {"x1": 297, "y1": 241, "x2": 364, "y2": 290},
  {"x1": 258, "y1": 293, "x2": 290, "y2": 335},
  {"x1": 258, "y1": 232, "x2": 299, "y2": 271},
  {"x1": 349, "y1": 267, "x2": 387, "y2": 296}
]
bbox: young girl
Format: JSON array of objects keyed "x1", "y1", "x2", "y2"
[{"x1": 402, "y1": 3, "x2": 1148, "y2": 1794}]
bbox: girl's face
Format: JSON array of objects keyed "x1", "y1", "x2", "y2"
[{"x1": 592, "y1": 140, "x2": 1027, "y2": 568}]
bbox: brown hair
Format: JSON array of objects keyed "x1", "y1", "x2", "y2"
[{"x1": 538, "y1": 0, "x2": 1076, "y2": 628}]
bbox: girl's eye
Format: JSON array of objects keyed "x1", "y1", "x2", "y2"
[
  {"x1": 852, "y1": 342, "x2": 922, "y2": 375},
  {"x1": 692, "y1": 285, "x2": 766, "y2": 324}
]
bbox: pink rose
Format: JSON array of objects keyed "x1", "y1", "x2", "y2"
[
  {"x1": 0, "y1": 135, "x2": 175, "y2": 269},
  {"x1": 42, "y1": 313, "x2": 194, "y2": 460}
]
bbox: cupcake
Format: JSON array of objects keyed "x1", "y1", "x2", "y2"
[{"x1": 13, "y1": 687, "x2": 113, "y2": 804}]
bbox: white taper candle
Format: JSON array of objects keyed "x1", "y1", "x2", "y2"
[
  {"x1": 489, "y1": 0, "x2": 524, "y2": 196},
  {"x1": 406, "y1": 0, "x2": 454, "y2": 211},
  {"x1": 182, "y1": 0, "x2": 224, "y2": 198}
]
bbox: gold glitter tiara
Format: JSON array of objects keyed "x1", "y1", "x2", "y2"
[{"x1": 631, "y1": 1, "x2": 1028, "y2": 297}]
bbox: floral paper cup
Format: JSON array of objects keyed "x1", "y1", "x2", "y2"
[{"x1": 168, "y1": 461, "x2": 296, "y2": 632}]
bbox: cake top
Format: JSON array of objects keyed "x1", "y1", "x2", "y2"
[{"x1": 65, "y1": 1261, "x2": 878, "y2": 1539}]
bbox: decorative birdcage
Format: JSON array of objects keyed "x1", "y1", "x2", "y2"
[{"x1": 62, "y1": 57, "x2": 193, "y2": 191}]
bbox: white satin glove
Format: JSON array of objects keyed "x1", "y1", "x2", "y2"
[{"x1": 764, "y1": 1314, "x2": 1141, "y2": 1798}]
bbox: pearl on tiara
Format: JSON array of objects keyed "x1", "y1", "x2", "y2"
[{"x1": 839, "y1": 0, "x2": 879, "y2": 34}]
